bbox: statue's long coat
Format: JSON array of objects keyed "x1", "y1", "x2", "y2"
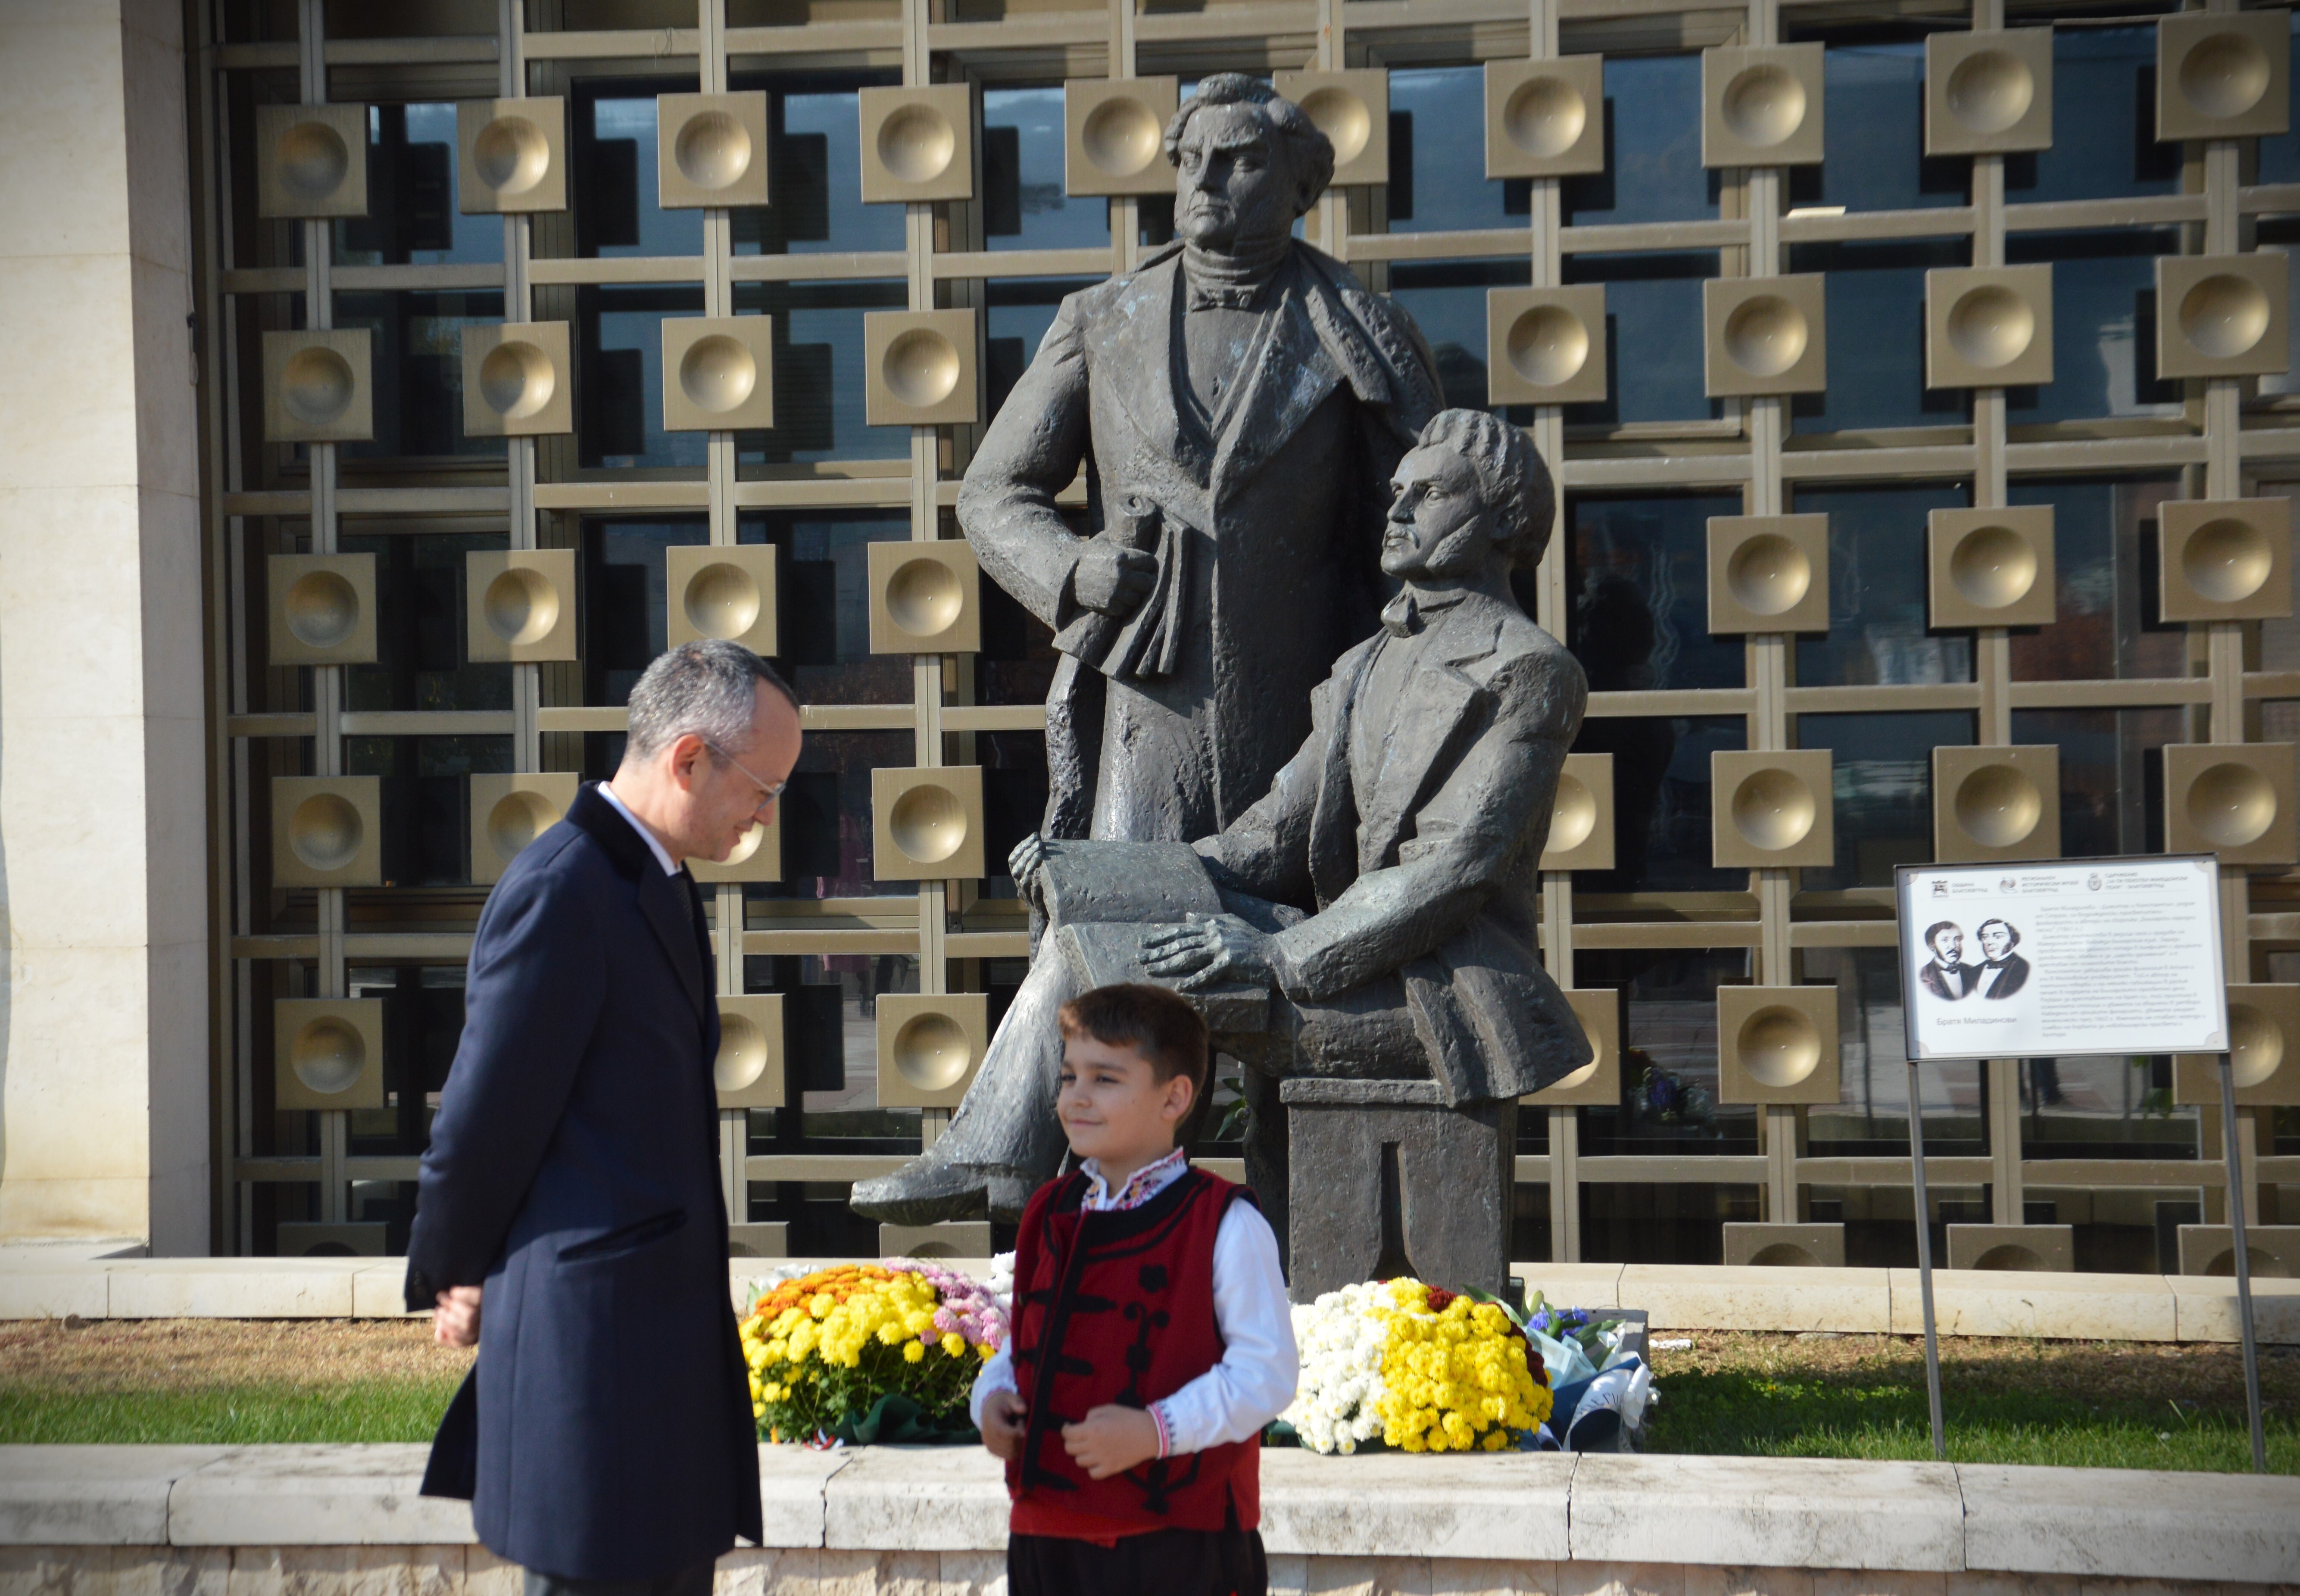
[{"x1": 956, "y1": 238, "x2": 1444, "y2": 843}]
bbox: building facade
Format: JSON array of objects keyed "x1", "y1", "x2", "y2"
[{"x1": 1, "y1": 0, "x2": 2296, "y2": 1272}]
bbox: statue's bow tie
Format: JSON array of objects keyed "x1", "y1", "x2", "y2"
[
  {"x1": 1186, "y1": 281, "x2": 1269, "y2": 312},
  {"x1": 1380, "y1": 592, "x2": 1423, "y2": 639}
]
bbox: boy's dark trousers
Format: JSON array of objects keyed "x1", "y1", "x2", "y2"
[{"x1": 1008, "y1": 1516, "x2": 1267, "y2": 1596}]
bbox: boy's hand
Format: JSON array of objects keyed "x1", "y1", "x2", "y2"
[
  {"x1": 980, "y1": 1388, "x2": 1029, "y2": 1461},
  {"x1": 1061, "y1": 1404, "x2": 1160, "y2": 1480}
]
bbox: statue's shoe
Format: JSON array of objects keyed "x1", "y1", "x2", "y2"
[{"x1": 851, "y1": 1151, "x2": 994, "y2": 1226}]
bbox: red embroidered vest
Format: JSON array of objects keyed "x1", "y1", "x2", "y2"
[{"x1": 1005, "y1": 1164, "x2": 1261, "y2": 1540}]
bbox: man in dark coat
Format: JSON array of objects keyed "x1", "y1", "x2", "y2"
[
  {"x1": 854, "y1": 73, "x2": 1442, "y2": 1225},
  {"x1": 1974, "y1": 918, "x2": 2030, "y2": 999},
  {"x1": 405, "y1": 640, "x2": 801, "y2": 1593},
  {"x1": 1918, "y1": 921, "x2": 1980, "y2": 1001}
]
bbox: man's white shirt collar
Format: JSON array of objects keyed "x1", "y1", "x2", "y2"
[{"x1": 597, "y1": 782, "x2": 680, "y2": 876}]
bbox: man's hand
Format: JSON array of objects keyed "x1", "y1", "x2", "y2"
[
  {"x1": 980, "y1": 1388, "x2": 1030, "y2": 1461},
  {"x1": 1008, "y1": 834, "x2": 1049, "y2": 910},
  {"x1": 434, "y1": 1285, "x2": 483, "y2": 1348},
  {"x1": 1072, "y1": 540, "x2": 1158, "y2": 618},
  {"x1": 1061, "y1": 1403, "x2": 1160, "y2": 1480},
  {"x1": 1140, "y1": 912, "x2": 1276, "y2": 991}
]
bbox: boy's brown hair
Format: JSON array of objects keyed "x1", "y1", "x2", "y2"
[{"x1": 1057, "y1": 983, "x2": 1210, "y2": 1107}]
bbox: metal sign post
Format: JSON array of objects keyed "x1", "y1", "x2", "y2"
[
  {"x1": 1893, "y1": 855, "x2": 2231, "y2": 1465},
  {"x1": 2216, "y1": 1052, "x2": 2269, "y2": 1473},
  {"x1": 1905, "y1": 1060, "x2": 1946, "y2": 1461}
]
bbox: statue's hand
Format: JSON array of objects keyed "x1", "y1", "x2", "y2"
[
  {"x1": 1139, "y1": 913, "x2": 1275, "y2": 992},
  {"x1": 1008, "y1": 834, "x2": 1049, "y2": 909},
  {"x1": 1071, "y1": 540, "x2": 1158, "y2": 618}
]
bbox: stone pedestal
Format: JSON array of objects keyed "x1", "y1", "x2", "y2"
[{"x1": 1280, "y1": 1078, "x2": 1514, "y2": 1303}]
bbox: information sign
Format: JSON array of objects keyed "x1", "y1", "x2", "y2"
[{"x1": 1894, "y1": 854, "x2": 2228, "y2": 1063}]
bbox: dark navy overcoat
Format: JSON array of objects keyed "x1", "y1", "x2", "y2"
[{"x1": 404, "y1": 782, "x2": 762, "y2": 1580}]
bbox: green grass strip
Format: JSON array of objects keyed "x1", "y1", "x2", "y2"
[
  {"x1": 0, "y1": 1380, "x2": 464, "y2": 1446},
  {"x1": 1645, "y1": 1366, "x2": 2299, "y2": 1473}
]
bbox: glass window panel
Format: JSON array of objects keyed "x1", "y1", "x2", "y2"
[
  {"x1": 1578, "y1": 1182, "x2": 1758, "y2": 1264},
  {"x1": 796, "y1": 952, "x2": 920, "y2": 1134},
  {"x1": 1388, "y1": 65, "x2": 1520, "y2": 235},
  {"x1": 1807, "y1": 40, "x2": 1966, "y2": 213},
  {"x1": 733, "y1": 74, "x2": 906, "y2": 256},
  {"x1": 733, "y1": 279, "x2": 911, "y2": 464},
  {"x1": 2007, "y1": 706, "x2": 2181, "y2": 858},
  {"x1": 986, "y1": 277, "x2": 1097, "y2": 421},
  {"x1": 1576, "y1": 713, "x2": 1746, "y2": 894},
  {"x1": 755, "y1": 729, "x2": 918, "y2": 898},
  {"x1": 570, "y1": 86, "x2": 705, "y2": 259},
  {"x1": 1801, "y1": 947, "x2": 1985, "y2": 1158},
  {"x1": 1386, "y1": 258, "x2": 1530, "y2": 413},
  {"x1": 334, "y1": 104, "x2": 503, "y2": 267},
  {"x1": 1792, "y1": 483, "x2": 1972, "y2": 687},
  {"x1": 332, "y1": 291, "x2": 506, "y2": 462},
  {"x1": 2254, "y1": 15, "x2": 2300, "y2": 185},
  {"x1": 978, "y1": 542, "x2": 1066, "y2": 709},
  {"x1": 1784, "y1": 240, "x2": 1970, "y2": 435},
  {"x1": 2007, "y1": 26, "x2": 2180, "y2": 205},
  {"x1": 342, "y1": 733, "x2": 513, "y2": 885},
  {"x1": 1574, "y1": 950, "x2": 1759, "y2": 1158},
  {"x1": 576, "y1": 284, "x2": 709, "y2": 469},
  {"x1": 2017, "y1": 1055, "x2": 2198, "y2": 1160},
  {"x1": 740, "y1": 509, "x2": 914, "y2": 704},
  {"x1": 979, "y1": 729, "x2": 1050, "y2": 888},
  {"x1": 2003, "y1": 230, "x2": 2182, "y2": 424},
  {"x1": 1796, "y1": 710, "x2": 1974, "y2": 889},
  {"x1": 1562, "y1": 55, "x2": 1711, "y2": 227},
  {"x1": 1569, "y1": 494, "x2": 1745, "y2": 692},
  {"x1": 338, "y1": 531, "x2": 513, "y2": 712},
  {"x1": 982, "y1": 86, "x2": 1111, "y2": 252},
  {"x1": 1559, "y1": 253, "x2": 1715, "y2": 426},
  {"x1": 2005, "y1": 476, "x2": 2184, "y2": 681},
  {"x1": 580, "y1": 517, "x2": 708, "y2": 717},
  {"x1": 2254, "y1": 233, "x2": 2300, "y2": 399}
]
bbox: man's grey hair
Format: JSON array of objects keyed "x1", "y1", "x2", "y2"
[
  {"x1": 623, "y1": 640, "x2": 797, "y2": 764},
  {"x1": 1417, "y1": 409, "x2": 1556, "y2": 569},
  {"x1": 1163, "y1": 73, "x2": 1336, "y2": 218}
]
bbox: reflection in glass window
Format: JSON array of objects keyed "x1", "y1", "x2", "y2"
[
  {"x1": 1801, "y1": 947, "x2": 1984, "y2": 1160},
  {"x1": 575, "y1": 284, "x2": 708, "y2": 469},
  {"x1": 1797, "y1": 710, "x2": 1972, "y2": 889},
  {"x1": 1807, "y1": 40, "x2": 1965, "y2": 212},
  {"x1": 338, "y1": 532, "x2": 512, "y2": 713},
  {"x1": 1388, "y1": 65, "x2": 1520, "y2": 235},
  {"x1": 733, "y1": 75, "x2": 905, "y2": 256},
  {"x1": 2009, "y1": 705, "x2": 2178, "y2": 860},
  {"x1": 343, "y1": 733, "x2": 512, "y2": 885},
  {"x1": 2253, "y1": 14, "x2": 2300, "y2": 184},
  {"x1": 2005, "y1": 476, "x2": 2182, "y2": 681},
  {"x1": 2017, "y1": 1055, "x2": 2197, "y2": 1160},
  {"x1": 983, "y1": 87, "x2": 1110, "y2": 252},
  {"x1": 1386, "y1": 258, "x2": 1530, "y2": 413},
  {"x1": 2004, "y1": 231, "x2": 2182, "y2": 424},
  {"x1": 1570, "y1": 495, "x2": 1743, "y2": 693},
  {"x1": 1793, "y1": 484, "x2": 1971, "y2": 688},
  {"x1": 1562, "y1": 55, "x2": 1710, "y2": 227},
  {"x1": 333, "y1": 292, "x2": 506, "y2": 461},
  {"x1": 986, "y1": 277, "x2": 1097, "y2": 422},
  {"x1": 761, "y1": 730, "x2": 918, "y2": 898},
  {"x1": 572, "y1": 88, "x2": 705, "y2": 259},
  {"x1": 2010, "y1": 27, "x2": 2179, "y2": 205},
  {"x1": 334, "y1": 105, "x2": 502, "y2": 267},
  {"x1": 1560, "y1": 253, "x2": 1714, "y2": 425},
  {"x1": 734, "y1": 280, "x2": 910, "y2": 464},
  {"x1": 1575, "y1": 950, "x2": 1758, "y2": 1163},
  {"x1": 580, "y1": 518, "x2": 708, "y2": 716},
  {"x1": 740, "y1": 510, "x2": 913, "y2": 706},
  {"x1": 1784, "y1": 240, "x2": 1969, "y2": 435}
]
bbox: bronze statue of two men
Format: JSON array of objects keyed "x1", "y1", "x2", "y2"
[{"x1": 852, "y1": 75, "x2": 1591, "y2": 1244}]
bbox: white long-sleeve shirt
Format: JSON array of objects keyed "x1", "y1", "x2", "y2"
[{"x1": 969, "y1": 1149, "x2": 1298, "y2": 1456}]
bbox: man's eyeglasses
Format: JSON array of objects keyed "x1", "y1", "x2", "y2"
[{"x1": 702, "y1": 741, "x2": 788, "y2": 812}]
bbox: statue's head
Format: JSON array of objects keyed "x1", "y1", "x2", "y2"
[
  {"x1": 1383, "y1": 409, "x2": 1556, "y2": 585},
  {"x1": 1163, "y1": 75, "x2": 1335, "y2": 255}
]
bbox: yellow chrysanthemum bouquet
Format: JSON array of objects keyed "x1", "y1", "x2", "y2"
[
  {"x1": 1281, "y1": 1278, "x2": 1551, "y2": 1455},
  {"x1": 740, "y1": 1260, "x2": 1005, "y2": 1444}
]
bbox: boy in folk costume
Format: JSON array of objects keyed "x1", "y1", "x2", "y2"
[{"x1": 973, "y1": 984, "x2": 1298, "y2": 1596}]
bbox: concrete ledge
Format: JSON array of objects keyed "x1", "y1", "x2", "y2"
[
  {"x1": 5, "y1": 1258, "x2": 2297, "y2": 1345},
  {"x1": 3, "y1": 1446, "x2": 2296, "y2": 1584}
]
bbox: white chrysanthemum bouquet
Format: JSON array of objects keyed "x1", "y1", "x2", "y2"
[{"x1": 1277, "y1": 1281, "x2": 1391, "y2": 1454}]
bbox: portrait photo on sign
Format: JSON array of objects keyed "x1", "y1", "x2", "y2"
[{"x1": 1895, "y1": 857, "x2": 2226, "y2": 1063}]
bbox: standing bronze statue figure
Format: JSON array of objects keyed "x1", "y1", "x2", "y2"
[{"x1": 854, "y1": 73, "x2": 1447, "y2": 1225}]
